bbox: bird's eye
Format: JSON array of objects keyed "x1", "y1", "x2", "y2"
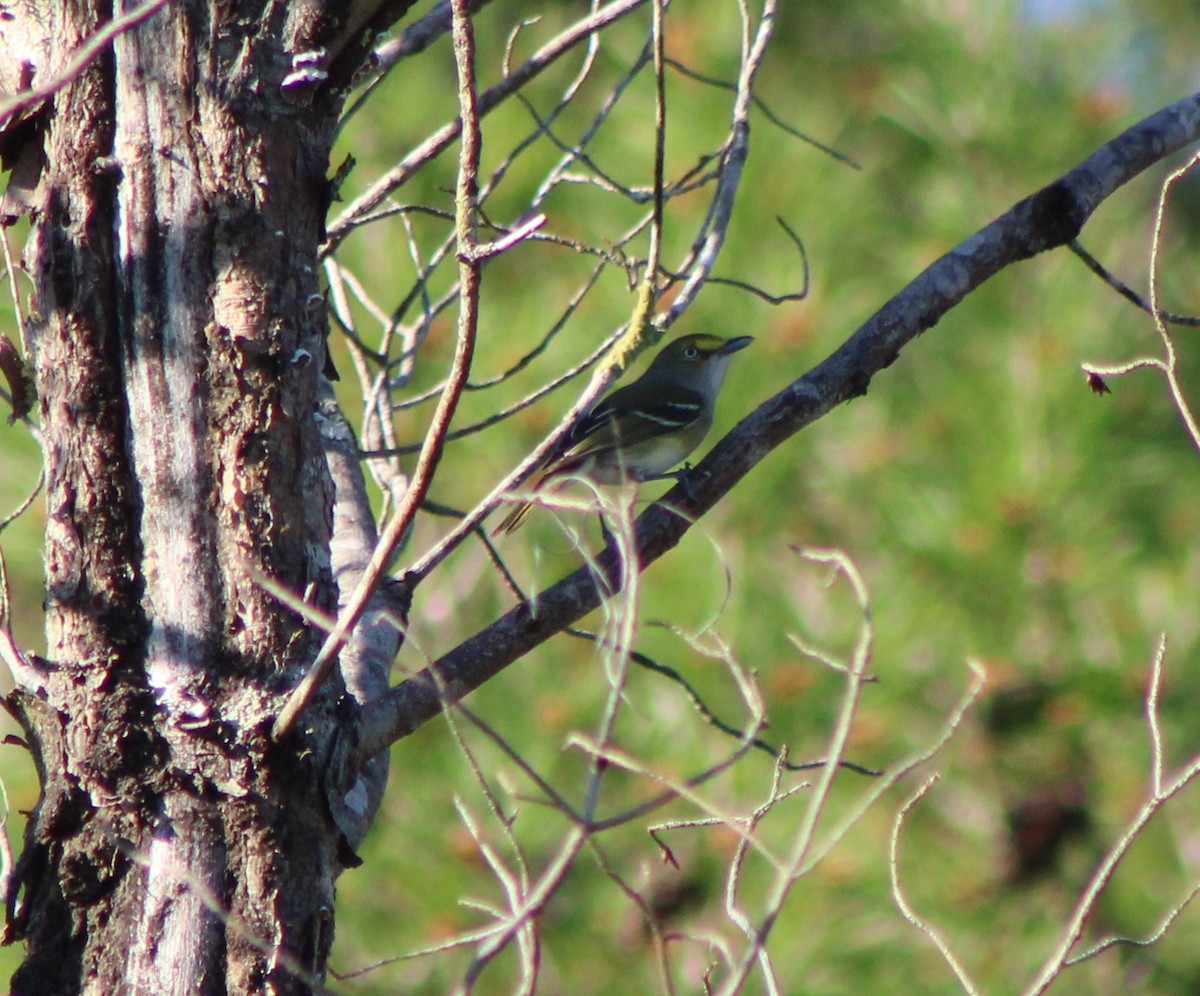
[{"x1": 683, "y1": 345, "x2": 699, "y2": 360}]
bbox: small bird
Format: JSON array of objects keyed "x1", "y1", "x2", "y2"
[{"x1": 494, "y1": 333, "x2": 753, "y2": 534}]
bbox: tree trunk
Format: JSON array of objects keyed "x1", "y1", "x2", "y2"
[{"x1": 5, "y1": 1, "x2": 365, "y2": 990}]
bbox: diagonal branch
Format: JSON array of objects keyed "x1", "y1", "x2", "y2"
[{"x1": 357, "y1": 90, "x2": 1200, "y2": 761}]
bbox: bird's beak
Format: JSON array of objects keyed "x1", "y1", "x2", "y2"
[{"x1": 719, "y1": 336, "x2": 753, "y2": 355}]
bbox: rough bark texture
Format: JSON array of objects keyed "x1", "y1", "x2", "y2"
[{"x1": 3, "y1": 1, "x2": 383, "y2": 991}]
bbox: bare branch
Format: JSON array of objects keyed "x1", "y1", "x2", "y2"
[
  {"x1": 315, "y1": 385, "x2": 406, "y2": 846},
  {"x1": 461, "y1": 825, "x2": 589, "y2": 990}
]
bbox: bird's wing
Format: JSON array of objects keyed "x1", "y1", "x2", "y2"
[
  {"x1": 556, "y1": 386, "x2": 705, "y2": 465},
  {"x1": 495, "y1": 387, "x2": 703, "y2": 534}
]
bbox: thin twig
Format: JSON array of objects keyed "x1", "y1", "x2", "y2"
[
  {"x1": 0, "y1": 468, "x2": 45, "y2": 690},
  {"x1": 664, "y1": 0, "x2": 778, "y2": 327},
  {"x1": 663, "y1": 56, "x2": 861, "y2": 170},
  {"x1": 332, "y1": 912, "x2": 524, "y2": 979},
  {"x1": 1, "y1": 207, "x2": 42, "y2": 437},
  {"x1": 1065, "y1": 882, "x2": 1200, "y2": 966},
  {"x1": 586, "y1": 839, "x2": 678, "y2": 996},
  {"x1": 335, "y1": 0, "x2": 500, "y2": 138},
  {"x1": 1022, "y1": 636, "x2": 1200, "y2": 994},
  {"x1": 566, "y1": 735, "x2": 777, "y2": 861},
  {"x1": 662, "y1": 215, "x2": 810, "y2": 306},
  {"x1": 0, "y1": 0, "x2": 173, "y2": 130},
  {"x1": 719, "y1": 545, "x2": 873, "y2": 994},
  {"x1": 440, "y1": 684, "x2": 539, "y2": 994},
  {"x1": 570, "y1": 627, "x2": 878, "y2": 774},
  {"x1": 1070, "y1": 240, "x2": 1200, "y2": 326},
  {"x1": 527, "y1": 43, "x2": 653, "y2": 209},
  {"x1": 578, "y1": 487, "x2": 642, "y2": 824},
  {"x1": 1080, "y1": 152, "x2": 1200, "y2": 457},
  {"x1": 374, "y1": 271, "x2": 617, "y2": 443},
  {"x1": 324, "y1": 0, "x2": 651, "y2": 254},
  {"x1": 890, "y1": 775, "x2": 981, "y2": 994},
  {"x1": 1148, "y1": 150, "x2": 1200, "y2": 452}
]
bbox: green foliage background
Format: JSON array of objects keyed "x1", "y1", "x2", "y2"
[{"x1": 5, "y1": 0, "x2": 1200, "y2": 992}]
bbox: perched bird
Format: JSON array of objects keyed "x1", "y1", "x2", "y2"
[{"x1": 494, "y1": 333, "x2": 753, "y2": 534}]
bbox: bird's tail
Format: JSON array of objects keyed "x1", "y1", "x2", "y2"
[{"x1": 492, "y1": 496, "x2": 537, "y2": 535}]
